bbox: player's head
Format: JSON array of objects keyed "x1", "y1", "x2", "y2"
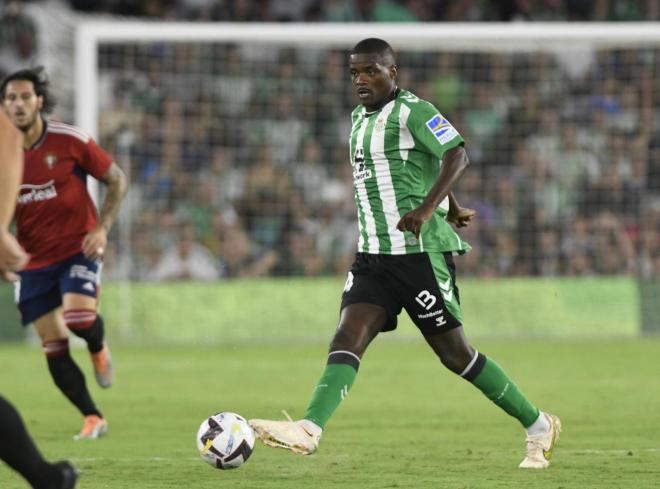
[
  {"x1": 349, "y1": 38, "x2": 397, "y2": 111},
  {"x1": 1, "y1": 67, "x2": 55, "y2": 132}
]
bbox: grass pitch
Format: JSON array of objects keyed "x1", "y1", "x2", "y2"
[{"x1": 1, "y1": 338, "x2": 659, "y2": 488}]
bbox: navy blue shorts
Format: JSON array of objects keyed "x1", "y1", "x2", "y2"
[{"x1": 15, "y1": 252, "x2": 102, "y2": 326}]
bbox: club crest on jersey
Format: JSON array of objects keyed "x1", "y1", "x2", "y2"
[
  {"x1": 353, "y1": 147, "x2": 372, "y2": 182},
  {"x1": 425, "y1": 115, "x2": 459, "y2": 145},
  {"x1": 374, "y1": 117, "x2": 386, "y2": 132},
  {"x1": 43, "y1": 152, "x2": 57, "y2": 169}
]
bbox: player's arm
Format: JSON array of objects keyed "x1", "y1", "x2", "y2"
[
  {"x1": 0, "y1": 113, "x2": 22, "y2": 228},
  {"x1": 397, "y1": 145, "x2": 470, "y2": 238},
  {"x1": 81, "y1": 162, "x2": 128, "y2": 260},
  {"x1": 0, "y1": 111, "x2": 29, "y2": 272}
]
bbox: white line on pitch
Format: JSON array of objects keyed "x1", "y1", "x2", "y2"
[
  {"x1": 72, "y1": 449, "x2": 660, "y2": 463},
  {"x1": 561, "y1": 448, "x2": 660, "y2": 455}
]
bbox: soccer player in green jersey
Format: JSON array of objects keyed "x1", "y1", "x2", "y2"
[{"x1": 251, "y1": 38, "x2": 560, "y2": 469}]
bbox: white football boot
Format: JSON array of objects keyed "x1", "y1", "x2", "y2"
[
  {"x1": 519, "y1": 412, "x2": 561, "y2": 468},
  {"x1": 249, "y1": 412, "x2": 321, "y2": 455}
]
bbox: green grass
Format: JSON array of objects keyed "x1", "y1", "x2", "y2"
[{"x1": 1, "y1": 338, "x2": 659, "y2": 488}]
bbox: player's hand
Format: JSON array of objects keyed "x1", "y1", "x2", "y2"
[
  {"x1": 1, "y1": 269, "x2": 20, "y2": 283},
  {"x1": 82, "y1": 226, "x2": 108, "y2": 261},
  {"x1": 396, "y1": 202, "x2": 435, "y2": 239},
  {"x1": 0, "y1": 229, "x2": 28, "y2": 272},
  {"x1": 446, "y1": 206, "x2": 476, "y2": 228}
]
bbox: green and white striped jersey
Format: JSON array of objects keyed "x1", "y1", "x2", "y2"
[{"x1": 349, "y1": 88, "x2": 471, "y2": 255}]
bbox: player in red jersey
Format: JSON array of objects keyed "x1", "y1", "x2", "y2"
[
  {"x1": 1, "y1": 67, "x2": 128, "y2": 440},
  {"x1": 0, "y1": 110, "x2": 78, "y2": 488}
]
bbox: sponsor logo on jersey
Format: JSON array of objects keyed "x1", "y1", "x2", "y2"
[
  {"x1": 352, "y1": 147, "x2": 372, "y2": 182},
  {"x1": 417, "y1": 308, "x2": 444, "y2": 319},
  {"x1": 17, "y1": 180, "x2": 57, "y2": 204},
  {"x1": 416, "y1": 308, "x2": 447, "y2": 327},
  {"x1": 43, "y1": 152, "x2": 57, "y2": 169},
  {"x1": 425, "y1": 115, "x2": 459, "y2": 145}
]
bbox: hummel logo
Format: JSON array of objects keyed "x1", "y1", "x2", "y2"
[
  {"x1": 438, "y1": 277, "x2": 453, "y2": 302},
  {"x1": 343, "y1": 272, "x2": 354, "y2": 292}
]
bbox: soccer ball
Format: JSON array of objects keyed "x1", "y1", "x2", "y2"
[{"x1": 196, "y1": 412, "x2": 255, "y2": 469}]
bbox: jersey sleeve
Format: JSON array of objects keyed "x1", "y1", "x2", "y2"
[
  {"x1": 406, "y1": 100, "x2": 464, "y2": 160},
  {"x1": 79, "y1": 138, "x2": 113, "y2": 180}
]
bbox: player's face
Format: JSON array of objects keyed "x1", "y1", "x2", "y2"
[
  {"x1": 349, "y1": 53, "x2": 397, "y2": 111},
  {"x1": 2, "y1": 80, "x2": 43, "y2": 132}
]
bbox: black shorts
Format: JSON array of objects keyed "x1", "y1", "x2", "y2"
[{"x1": 340, "y1": 252, "x2": 463, "y2": 336}]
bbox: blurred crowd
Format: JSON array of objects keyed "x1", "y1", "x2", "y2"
[
  {"x1": 68, "y1": 0, "x2": 660, "y2": 22},
  {"x1": 1, "y1": 1, "x2": 659, "y2": 282},
  {"x1": 0, "y1": 0, "x2": 658, "y2": 23},
  {"x1": 94, "y1": 43, "x2": 660, "y2": 281}
]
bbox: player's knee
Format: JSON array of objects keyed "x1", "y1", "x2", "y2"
[
  {"x1": 440, "y1": 344, "x2": 479, "y2": 374},
  {"x1": 63, "y1": 308, "x2": 97, "y2": 331},
  {"x1": 329, "y1": 327, "x2": 363, "y2": 356},
  {"x1": 438, "y1": 353, "x2": 466, "y2": 374},
  {"x1": 429, "y1": 338, "x2": 475, "y2": 374}
]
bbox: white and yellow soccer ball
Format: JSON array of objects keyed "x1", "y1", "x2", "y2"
[{"x1": 196, "y1": 412, "x2": 255, "y2": 469}]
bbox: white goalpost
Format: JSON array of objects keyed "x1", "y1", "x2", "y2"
[{"x1": 75, "y1": 22, "x2": 660, "y2": 135}]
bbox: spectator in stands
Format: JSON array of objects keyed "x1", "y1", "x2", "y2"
[
  {"x1": 219, "y1": 224, "x2": 279, "y2": 278},
  {"x1": 239, "y1": 145, "x2": 294, "y2": 250},
  {"x1": 11, "y1": 5, "x2": 649, "y2": 281},
  {"x1": 0, "y1": 4, "x2": 40, "y2": 77},
  {"x1": 275, "y1": 226, "x2": 326, "y2": 277},
  {"x1": 464, "y1": 84, "x2": 505, "y2": 162},
  {"x1": 148, "y1": 221, "x2": 220, "y2": 281},
  {"x1": 554, "y1": 122, "x2": 601, "y2": 217},
  {"x1": 590, "y1": 212, "x2": 636, "y2": 274}
]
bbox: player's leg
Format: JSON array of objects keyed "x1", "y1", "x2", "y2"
[
  {"x1": 250, "y1": 303, "x2": 387, "y2": 455},
  {"x1": 0, "y1": 395, "x2": 78, "y2": 489},
  {"x1": 250, "y1": 255, "x2": 396, "y2": 454},
  {"x1": 424, "y1": 327, "x2": 542, "y2": 426},
  {"x1": 424, "y1": 327, "x2": 560, "y2": 468},
  {"x1": 33, "y1": 310, "x2": 107, "y2": 440},
  {"x1": 62, "y1": 293, "x2": 112, "y2": 388},
  {"x1": 413, "y1": 252, "x2": 560, "y2": 468},
  {"x1": 60, "y1": 254, "x2": 112, "y2": 388},
  {"x1": 303, "y1": 302, "x2": 386, "y2": 429}
]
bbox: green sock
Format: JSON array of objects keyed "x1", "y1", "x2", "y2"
[
  {"x1": 468, "y1": 355, "x2": 540, "y2": 428},
  {"x1": 304, "y1": 361, "x2": 358, "y2": 429}
]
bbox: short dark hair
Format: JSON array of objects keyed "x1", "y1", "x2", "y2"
[
  {"x1": 0, "y1": 66, "x2": 57, "y2": 114},
  {"x1": 350, "y1": 38, "x2": 396, "y2": 63}
]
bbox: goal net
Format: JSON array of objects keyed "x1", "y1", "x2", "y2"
[{"x1": 76, "y1": 23, "x2": 659, "y2": 339}]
